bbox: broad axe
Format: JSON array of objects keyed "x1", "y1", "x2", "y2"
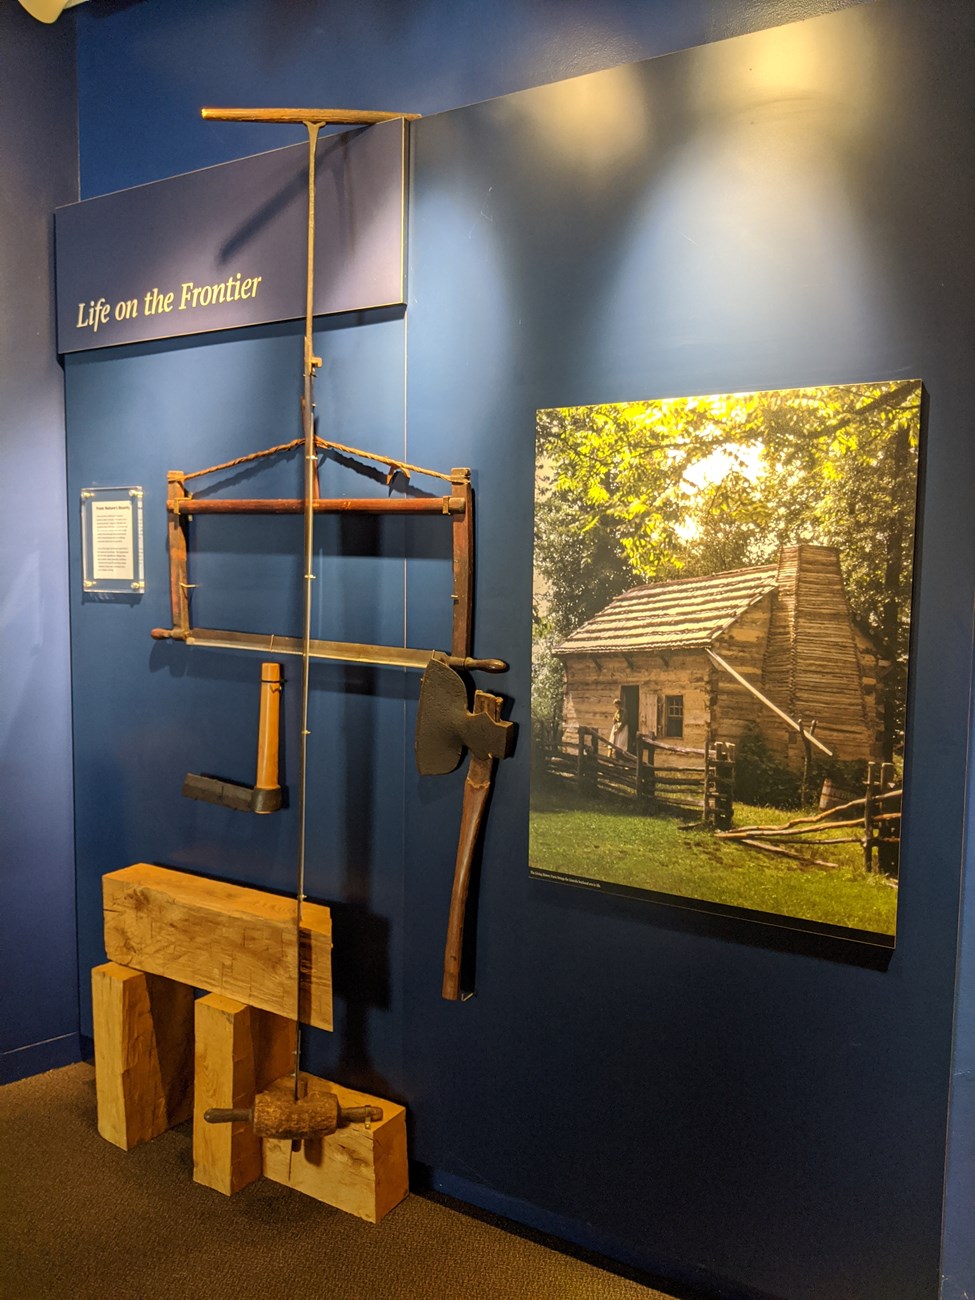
[{"x1": 415, "y1": 653, "x2": 515, "y2": 1000}]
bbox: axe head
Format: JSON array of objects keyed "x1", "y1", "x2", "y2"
[{"x1": 415, "y1": 654, "x2": 514, "y2": 775}]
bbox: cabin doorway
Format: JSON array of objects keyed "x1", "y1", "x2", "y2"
[{"x1": 620, "y1": 685, "x2": 640, "y2": 755}]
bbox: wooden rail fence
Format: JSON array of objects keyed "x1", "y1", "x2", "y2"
[
  {"x1": 537, "y1": 728, "x2": 901, "y2": 875},
  {"x1": 538, "y1": 727, "x2": 735, "y2": 829},
  {"x1": 714, "y1": 760, "x2": 901, "y2": 877}
]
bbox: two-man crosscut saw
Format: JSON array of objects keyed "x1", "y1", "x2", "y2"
[{"x1": 200, "y1": 105, "x2": 421, "y2": 1107}]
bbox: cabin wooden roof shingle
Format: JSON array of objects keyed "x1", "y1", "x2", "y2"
[
  {"x1": 557, "y1": 563, "x2": 779, "y2": 655},
  {"x1": 555, "y1": 545, "x2": 883, "y2": 764}
]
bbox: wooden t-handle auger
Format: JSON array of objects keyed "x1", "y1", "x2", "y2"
[{"x1": 201, "y1": 103, "x2": 419, "y2": 1105}]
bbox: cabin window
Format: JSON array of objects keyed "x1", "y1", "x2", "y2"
[{"x1": 664, "y1": 694, "x2": 684, "y2": 738}]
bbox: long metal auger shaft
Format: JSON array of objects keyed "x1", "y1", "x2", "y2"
[{"x1": 201, "y1": 106, "x2": 415, "y2": 1106}]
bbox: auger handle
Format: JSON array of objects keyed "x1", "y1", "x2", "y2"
[{"x1": 201, "y1": 107, "x2": 419, "y2": 125}]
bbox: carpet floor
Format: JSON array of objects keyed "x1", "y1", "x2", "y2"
[{"x1": 0, "y1": 1063, "x2": 681, "y2": 1300}]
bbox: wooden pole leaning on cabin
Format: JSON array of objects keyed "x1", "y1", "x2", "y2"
[{"x1": 705, "y1": 648, "x2": 833, "y2": 758}]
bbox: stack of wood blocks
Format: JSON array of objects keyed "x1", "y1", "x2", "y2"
[{"x1": 92, "y1": 863, "x2": 407, "y2": 1223}]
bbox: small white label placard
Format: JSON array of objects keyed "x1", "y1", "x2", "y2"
[
  {"x1": 90, "y1": 500, "x2": 134, "y2": 579},
  {"x1": 81, "y1": 486, "x2": 145, "y2": 594}
]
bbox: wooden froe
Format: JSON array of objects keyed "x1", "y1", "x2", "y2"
[{"x1": 182, "y1": 662, "x2": 284, "y2": 813}]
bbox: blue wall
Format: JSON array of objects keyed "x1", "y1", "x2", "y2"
[
  {"x1": 75, "y1": 0, "x2": 859, "y2": 198},
  {"x1": 64, "y1": 311, "x2": 411, "y2": 1094},
  {"x1": 402, "y1": 10, "x2": 974, "y2": 1299},
  {"x1": 17, "y1": 0, "x2": 974, "y2": 1296},
  {"x1": 0, "y1": 5, "x2": 79, "y2": 1083}
]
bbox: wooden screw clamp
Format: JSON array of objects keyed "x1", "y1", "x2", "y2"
[{"x1": 205, "y1": 1091, "x2": 383, "y2": 1141}]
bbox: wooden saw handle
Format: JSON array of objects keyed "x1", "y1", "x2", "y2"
[{"x1": 442, "y1": 692, "x2": 502, "y2": 1001}]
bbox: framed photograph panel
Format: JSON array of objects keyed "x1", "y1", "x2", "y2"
[{"x1": 530, "y1": 380, "x2": 921, "y2": 946}]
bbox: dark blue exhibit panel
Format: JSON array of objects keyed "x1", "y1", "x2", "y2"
[
  {"x1": 57, "y1": 121, "x2": 406, "y2": 353},
  {"x1": 65, "y1": 310, "x2": 411, "y2": 1095},
  {"x1": 403, "y1": 5, "x2": 973, "y2": 1298}
]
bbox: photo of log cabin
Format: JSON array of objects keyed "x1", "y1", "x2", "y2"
[{"x1": 530, "y1": 380, "x2": 921, "y2": 942}]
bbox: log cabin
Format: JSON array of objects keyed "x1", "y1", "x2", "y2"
[{"x1": 556, "y1": 544, "x2": 885, "y2": 772}]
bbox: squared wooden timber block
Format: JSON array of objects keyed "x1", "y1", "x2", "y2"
[
  {"x1": 91, "y1": 961, "x2": 194, "y2": 1150},
  {"x1": 193, "y1": 994, "x2": 293, "y2": 1196},
  {"x1": 102, "y1": 863, "x2": 332, "y2": 1030},
  {"x1": 262, "y1": 1074, "x2": 408, "y2": 1223}
]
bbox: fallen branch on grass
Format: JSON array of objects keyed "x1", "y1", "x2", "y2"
[
  {"x1": 717, "y1": 819, "x2": 865, "y2": 840},
  {"x1": 726, "y1": 838, "x2": 842, "y2": 870},
  {"x1": 725, "y1": 812, "x2": 900, "y2": 839},
  {"x1": 750, "y1": 835, "x2": 862, "y2": 846}
]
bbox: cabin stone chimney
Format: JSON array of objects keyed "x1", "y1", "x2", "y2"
[{"x1": 762, "y1": 544, "x2": 875, "y2": 760}]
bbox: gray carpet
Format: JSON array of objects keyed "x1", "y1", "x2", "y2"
[{"x1": 0, "y1": 1063, "x2": 679, "y2": 1300}]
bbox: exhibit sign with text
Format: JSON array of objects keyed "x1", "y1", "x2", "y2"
[
  {"x1": 55, "y1": 120, "x2": 407, "y2": 353},
  {"x1": 530, "y1": 380, "x2": 922, "y2": 945},
  {"x1": 80, "y1": 486, "x2": 145, "y2": 594}
]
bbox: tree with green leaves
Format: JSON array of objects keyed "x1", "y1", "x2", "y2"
[{"x1": 533, "y1": 380, "x2": 921, "y2": 757}]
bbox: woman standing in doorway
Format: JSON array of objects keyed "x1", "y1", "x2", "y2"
[{"x1": 609, "y1": 697, "x2": 629, "y2": 753}]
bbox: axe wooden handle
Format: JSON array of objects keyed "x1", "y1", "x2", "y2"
[
  {"x1": 442, "y1": 692, "x2": 502, "y2": 1001},
  {"x1": 255, "y1": 663, "x2": 282, "y2": 797}
]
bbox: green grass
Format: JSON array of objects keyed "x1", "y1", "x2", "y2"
[{"x1": 529, "y1": 783, "x2": 897, "y2": 935}]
